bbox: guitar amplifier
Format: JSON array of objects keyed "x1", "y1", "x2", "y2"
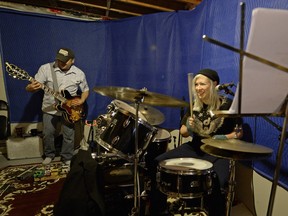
[{"x1": 6, "y1": 136, "x2": 43, "y2": 159}]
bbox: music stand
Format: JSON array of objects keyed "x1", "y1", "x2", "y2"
[{"x1": 202, "y1": 5, "x2": 288, "y2": 216}]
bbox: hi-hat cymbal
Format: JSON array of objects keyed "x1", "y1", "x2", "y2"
[
  {"x1": 93, "y1": 86, "x2": 189, "y2": 107},
  {"x1": 136, "y1": 104, "x2": 165, "y2": 125},
  {"x1": 201, "y1": 138, "x2": 273, "y2": 160}
]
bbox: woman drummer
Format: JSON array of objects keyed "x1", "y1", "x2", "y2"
[{"x1": 148, "y1": 69, "x2": 243, "y2": 216}]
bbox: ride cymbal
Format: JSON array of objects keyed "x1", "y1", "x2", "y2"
[
  {"x1": 201, "y1": 138, "x2": 273, "y2": 160},
  {"x1": 93, "y1": 86, "x2": 189, "y2": 107}
]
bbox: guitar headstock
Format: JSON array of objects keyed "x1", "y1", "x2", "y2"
[{"x1": 5, "y1": 62, "x2": 31, "y2": 81}]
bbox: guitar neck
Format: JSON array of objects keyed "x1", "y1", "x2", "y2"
[{"x1": 28, "y1": 77, "x2": 66, "y2": 103}]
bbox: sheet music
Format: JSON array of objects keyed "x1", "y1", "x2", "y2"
[{"x1": 220, "y1": 8, "x2": 288, "y2": 115}]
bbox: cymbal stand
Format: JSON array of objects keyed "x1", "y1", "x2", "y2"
[
  {"x1": 226, "y1": 159, "x2": 236, "y2": 216},
  {"x1": 130, "y1": 95, "x2": 144, "y2": 216}
]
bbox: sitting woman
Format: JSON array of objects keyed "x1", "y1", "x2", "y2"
[{"x1": 148, "y1": 68, "x2": 243, "y2": 216}]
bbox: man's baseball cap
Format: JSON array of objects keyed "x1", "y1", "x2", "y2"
[{"x1": 56, "y1": 48, "x2": 75, "y2": 63}]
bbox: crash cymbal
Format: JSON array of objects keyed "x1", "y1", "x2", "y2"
[
  {"x1": 93, "y1": 86, "x2": 189, "y2": 107},
  {"x1": 134, "y1": 104, "x2": 165, "y2": 125},
  {"x1": 201, "y1": 139, "x2": 273, "y2": 160}
]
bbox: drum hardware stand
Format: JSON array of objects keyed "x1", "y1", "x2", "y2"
[
  {"x1": 85, "y1": 120, "x2": 100, "y2": 155},
  {"x1": 130, "y1": 94, "x2": 145, "y2": 216},
  {"x1": 177, "y1": 130, "x2": 182, "y2": 148},
  {"x1": 177, "y1": 100, "x2": 185, "y2": 148},
  {"x1": 225, "y1": 160, "x2": 236, "y2": 216},
  {"x1": 169, "y1": 197, "x2": 207, "y2": 216},
  {"x1": 173, "y1": 136, "x2": 177, "y2": 149}
]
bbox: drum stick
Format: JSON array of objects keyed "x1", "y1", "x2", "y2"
[{"x1": 187, "y1": 73, "x2": 194, "y2": 115}]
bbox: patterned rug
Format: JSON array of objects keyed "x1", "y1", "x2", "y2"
[{"x1": 0, "y1": 163, "x2": 67, "y2": 216}]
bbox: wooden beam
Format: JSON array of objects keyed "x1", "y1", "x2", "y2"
[
  {"x1": 59, "y1": 0, "x2": 142, "y2": 16},
  {"x1": 116, "y1": 0, "x2": 174, "y2": 12}
]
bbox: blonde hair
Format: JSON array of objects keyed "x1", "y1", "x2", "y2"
[{"x1": 192, "y1": 74, "x2": 221, "y2": 112}]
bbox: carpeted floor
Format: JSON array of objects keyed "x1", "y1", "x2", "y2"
[
  {"x1": 0, "y1": 156, "x2": 253, "y2": 216},
  {"x1": 0, "y1": 163, "x2": 67, "y2": 216}
]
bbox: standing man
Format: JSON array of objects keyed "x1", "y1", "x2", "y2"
[{"x1": 25, "y1": 48, "x2": 89, "y2": 165}]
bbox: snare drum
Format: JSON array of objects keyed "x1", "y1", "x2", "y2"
[
  {"x1": 96, "y1": 100, "x2": 157, "y2": 161},
  {"x1": 157, "y1": 158, "x2": 214, "y2": 198}
]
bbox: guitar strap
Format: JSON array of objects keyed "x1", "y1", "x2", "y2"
[
  {"x1": 50, "y1": 63, "x2": 59, "y2": 91},
  {"x1": 50, "y1": 63, "x2": 59, "y2": 103}
]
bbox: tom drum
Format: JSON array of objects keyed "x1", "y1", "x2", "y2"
[{"x1": 96, "y1": 100, "x2": 158, "y2": 161}]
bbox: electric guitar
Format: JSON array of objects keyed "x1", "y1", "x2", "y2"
[{"x1": 5, "y1": 62, "x2": 84, "y2": 124}]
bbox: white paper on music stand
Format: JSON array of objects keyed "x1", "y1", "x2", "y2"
[{"x1": 226, "y1": 8, "x2": 288, "y2": 114}]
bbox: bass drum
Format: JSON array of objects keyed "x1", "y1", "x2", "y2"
[
  {"x1": 96, "y1": 100, "x2": 157, "y2": 161},
  {"x1": 157, "y1": 158, "x2": 214, "y2": 198}
]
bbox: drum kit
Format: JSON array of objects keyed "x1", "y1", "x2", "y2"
[
  {"x1": 92, "y1": 86, "x2": 273, "y2": 216},
  {"x1": 93, "y1": 86, "x2": 188, "y2": 215}
]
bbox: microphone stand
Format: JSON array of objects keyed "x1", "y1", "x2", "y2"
[{"x1": 223, "y1": 87, "x2": 235, "y2": 96}]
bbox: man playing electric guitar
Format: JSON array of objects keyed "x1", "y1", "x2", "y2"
[{"x1": 25, "y1": 48, "x2": 89, "y2": 165}]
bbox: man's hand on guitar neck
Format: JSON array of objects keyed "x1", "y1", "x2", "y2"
[{"x1": 26, "y1": 80, "x2": 42, "y2": 92}]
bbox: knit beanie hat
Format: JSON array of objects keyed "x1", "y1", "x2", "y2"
[{"x1": 197, "y1": 69, "x2": 220, "y2": 85}]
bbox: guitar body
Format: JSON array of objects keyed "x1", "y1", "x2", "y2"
[{"x1": 55, "y1": 90, "x2": 84, "y2": 124}]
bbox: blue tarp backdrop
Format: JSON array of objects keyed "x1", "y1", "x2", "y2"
[
  {"x1": 1, "y1": 0, "x2": 288, "y2": 189},
  {"x1": 1, "y1": 1, "x2": 238, "y2": 127}
]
